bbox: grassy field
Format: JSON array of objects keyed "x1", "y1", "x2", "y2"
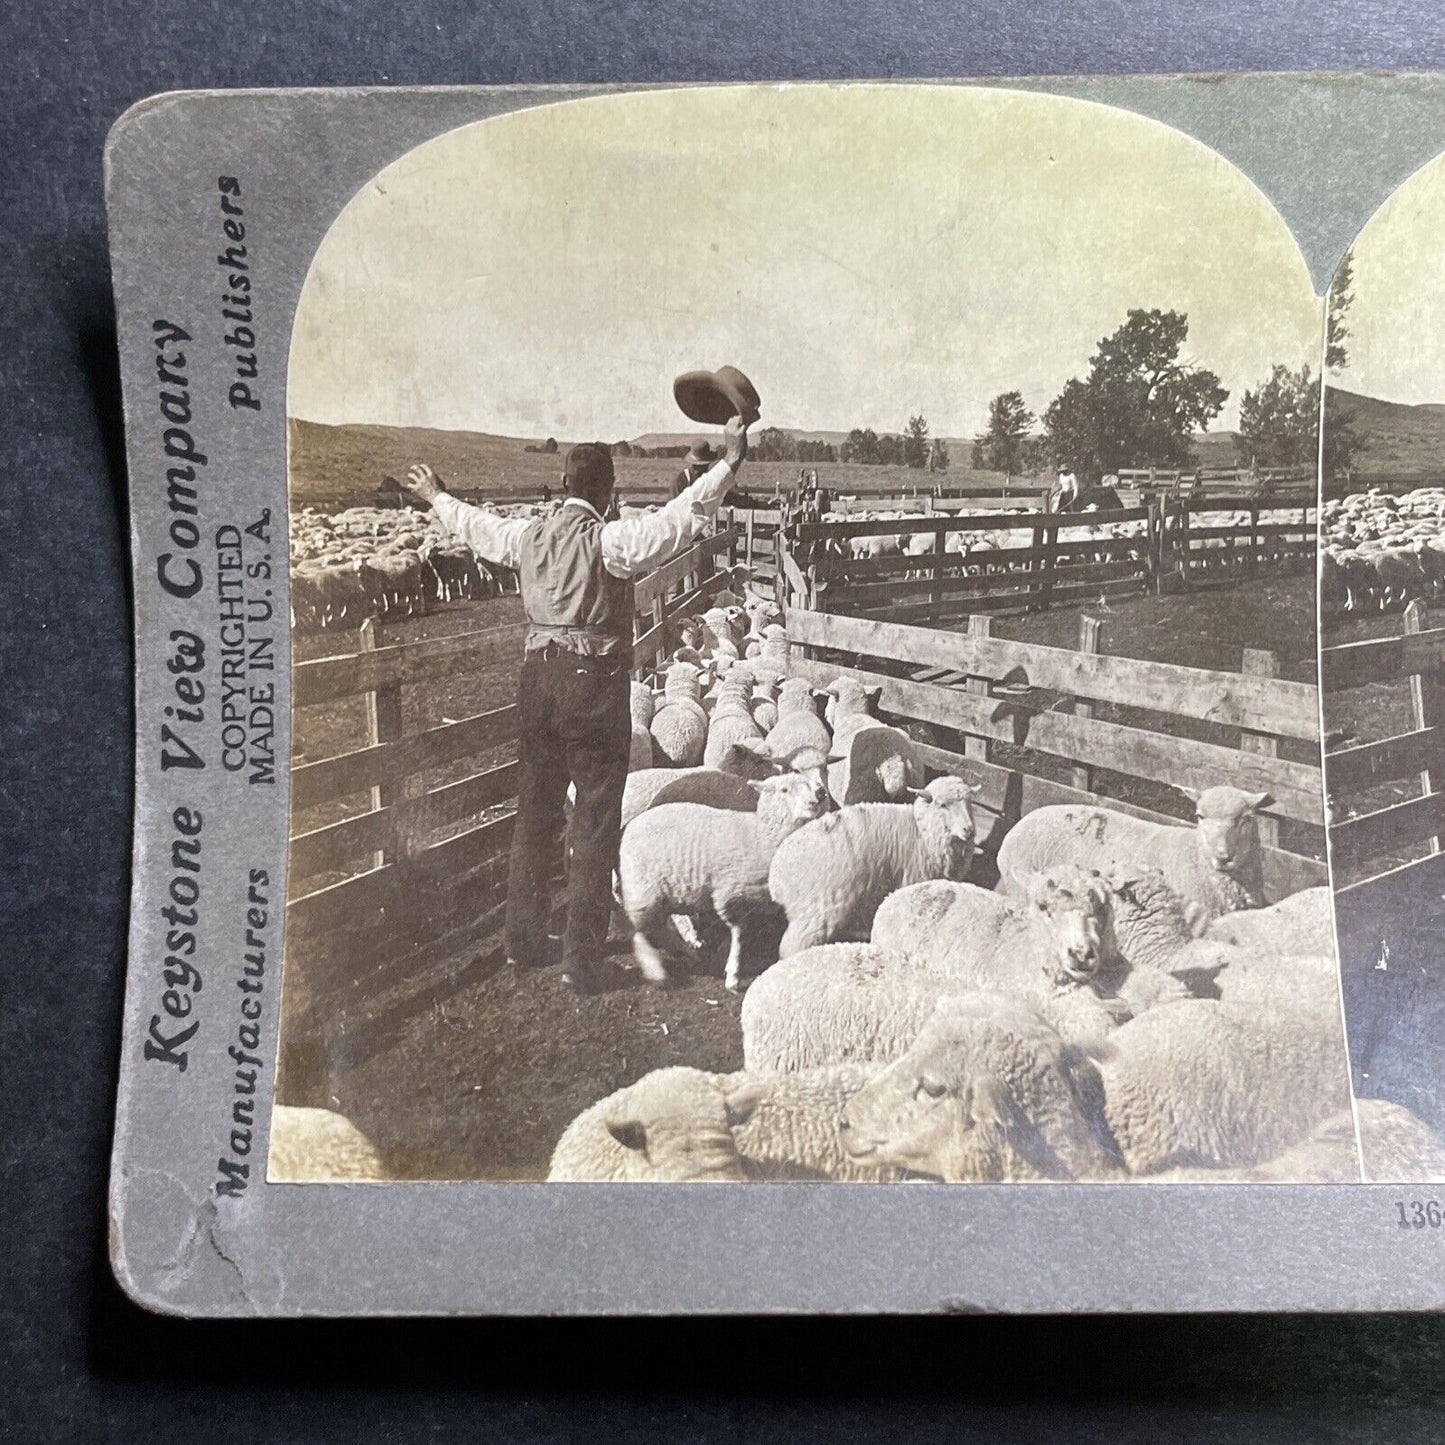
[
  {"x1": 1326, "y1": 386, "x2": 1445, "y2": 485},
  {"x1": 288, "y1": 417, "x2": 1246, "y2": 511}
]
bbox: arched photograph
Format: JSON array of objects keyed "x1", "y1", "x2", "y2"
[
  {"x1": 1321, "y1": 150, "x2": 1445, "y2": 1181},
  {"x1": 271, "y1": 84, "x2": 1357, "y2": 1185}
]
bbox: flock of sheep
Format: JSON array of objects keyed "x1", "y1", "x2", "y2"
[
  {"x1": 272, "y1": 578, "x2": 1445, "y2": 1186},
  {"x1": 1321, "y1": 486, "x2": 1445, "y2": 615},
  {"x1": 288, "y1": 503, "x2": 530, "y2": 629}
]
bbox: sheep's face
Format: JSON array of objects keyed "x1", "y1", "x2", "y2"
[
  {"x1": 1189, "y1": 786, "x2": 1272, "y2": 873},
  {"x1": 601, "y1": 1074, "x2": 750, "y2": 1182},
  {"x1": 840, "y1": 1029, "x2": 1019, "y2": 1182},
  {"x1": 753, "y1": 770, "x2": 832, "y2": 829},
  {"x1": 1024, "y1": 866, "x2": 1116, "y2": 985},
  {"x1": 913, "y1": 778, "x2": 980, "y2": 876}
]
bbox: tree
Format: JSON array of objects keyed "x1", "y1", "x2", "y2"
[
  {"x1": 904, "y1": 414, "x2": 930, "y2": 469},
  {"x1": 1237, "y1": 364, "x2": 1318, "y2": 469},
  {"x1": 542, "y1": 436, "x2": 558, "y2": 454},
  {"x1": 753, "y1": 427, "x2": 796, "y2": 463},
  {"x1": 978, "y1": 391, "x2": 1036, "y2": 477},
  {"x1": 1327, "y1": 250, "x2": 1354, "y2": 372},
  {"x1": 928, "y1": 437, "x2": 950, "y2": 473},
  {"x1": 1043, "y1": 308, "x2": 1227, "y2": 479},
  {"x1": 842, "y1": 427, "x2": 879, "y2": 465}
]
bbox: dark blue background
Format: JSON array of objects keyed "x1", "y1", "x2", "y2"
[{"x1": 8, "y1": 3, "x2": 1445, "y2": 1439}]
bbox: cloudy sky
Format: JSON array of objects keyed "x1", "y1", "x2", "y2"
[
  {"x1": 289, "y1": 84, "x2": 1322, "y2": 440},
  {"x1": 1336, "y1": 149, "x2": 1445, "y2": 405}
]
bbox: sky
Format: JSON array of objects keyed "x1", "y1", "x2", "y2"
[
  {"x1": 1335, "y1": 148, "x2": 1445, "y2": 406},
  {"x1": 288, "y1": 84, "x2": 1322, "y2": 441}
]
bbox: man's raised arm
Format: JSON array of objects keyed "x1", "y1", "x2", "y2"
[
  {"x1": 600, "y1": 414, "x2": 749, "y2": 579},
  {"x1": 400, "y1": 464, "x2": 530, "y2": 568}
]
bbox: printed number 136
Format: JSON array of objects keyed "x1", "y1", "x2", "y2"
[{"x1": 1397, "y1": 1200, "x2": 1444, "y2": 1228}]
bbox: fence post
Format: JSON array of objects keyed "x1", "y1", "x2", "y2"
[
  {"x1": 1405, "y1": 599, "x2": 1444, "y2": 855},
  {"x1": 930, "y1": 521, "x2": 945, "y2": 625},
  {"x1": 1068, "y1": 615, "x2": 1103, "y2": 794},
  {"x1": 360, "y1": 617, "x2": 404, "y2": 868},
  {"x1": 1240, "y1": 647, "x2": 1281, "y2": 852},
  {"x1": 963, "y1": 613, "x2": 992, "y2": 765}
]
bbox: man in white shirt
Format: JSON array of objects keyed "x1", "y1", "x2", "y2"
[{"x1": 401, "y1": 412, "x2": 748, "y2": 994}]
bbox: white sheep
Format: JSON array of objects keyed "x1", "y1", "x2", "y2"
[
  {"x1": 629, "y1": 681, "x2": 656, "y2": 772},
  {"x1": 749, "y1": 678, "x2": 779, "y2": 734},
  {"x1": 994, "y1": 787, "x2": 1274, "y2": 923},
  {"x1": 649, "y1": 661, "x2": 710, "y2": 767},
  {"x1": 704, "y1": 672, "x2": 763, "y2": 770},
  {"x1": 872, "y1": 866, "x2": 1121, "y2": 1000},
  {"x1": 821, "y1": 677, "x2": 924, "y2": 804},
  {"x1": 838, "y1": 994, "x2": 1126, "y2": 1182},
  {"x1": 1357, "y1": 1098, "x2": 1445, "y2": 1183},
  {"x1": 761, "y1": 677, "x2": 833, "y2": 758},
  {"x1": 1202, "y1": 886, "x2": 1334, "y2": 957},
  {"x1": 619, "y1": 770, "x2": 831, "y2": 990},
  {"x1": 267, "y1": 1104, "x2": 385, "y2": 1182},
  {"x1": 1097, "y1": 995, "x2": 1352, "y2": 1175},
  {"x1": 546, "y1": 1063, "x2": 898, "y2": 1182},
  {"x1": 768, "y1": 776, "x2": 980, "y2": 956}
]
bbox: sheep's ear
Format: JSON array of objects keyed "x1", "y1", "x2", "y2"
[
  {"x1": 607, "y1": 1118, "x2": 648, "y2": 1154},
  {"x1": 723, "y1": 1081, "x2": 767, "y2": 1129},
  {"x1": 744, "y1": 778, "x2": 768, "y2": 794},
  {"x1": 865, "y1": 685, "x2": 883, "y2": 706},
  {"x1": 1247, "y1": 791, "x2": 1274, "y2": 812}
]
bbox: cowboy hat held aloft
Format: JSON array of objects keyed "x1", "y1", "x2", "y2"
[{"x1": 673, "y1": 365, "x2": 761, "y2": 427}]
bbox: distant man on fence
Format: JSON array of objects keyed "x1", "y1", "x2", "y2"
[
  {"x1": 671, "y1": 440, "x2": 723, "y2": 499},
  {"x1": 401, "y1": 414, "x2": 749, "y2": 995}
]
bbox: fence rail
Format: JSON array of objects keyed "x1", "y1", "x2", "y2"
[
  {"x1": 786, "y1": 605, "x2": 1325, "y2": 893},
  {"x1": 1324, "y1": 598, "x2": 1445, "y2": 893}
]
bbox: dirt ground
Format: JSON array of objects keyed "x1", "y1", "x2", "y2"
[{"x1": 292, "y1": 571, "x2": 1319, "y2": 1182}]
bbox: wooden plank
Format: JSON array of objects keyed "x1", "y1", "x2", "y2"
[
  {"x1": 784, "y1": 653, "x2": 1323, "y2": 824},
  {"x1": 786, "y1": 608, "x2": 1319, "y2": 741},
  {"x1": 1240, "y1": 648, "x2": 1281, "y2": 850},
  {"x1": 359, "y1": 618, "x2": 400, "y2": 869},
  {"x1": 1405, "y1": 598, "x2": 1445, "y2": 857},
  {"x1": 631, "y1": 528, "x2": 737, "y2": 608},
  {"x1": 291, "y1": 704, "x2": 518, "y2": 812},
  {"x1": 289, "y1": 807, "x2": 394, "y2": 881},
  {"x1": 794, "y1": 507, "x2": 1151, "y2": 544},
  {"x1": 1069, "y1": 615, "x2": 1103, "y2": 791},
  {"x1": 1330, "y1": 790, "x2": 1445, "y2": 867},
  {"x1": 295, "y1": 623, "x2": 527, "y2": 707},
  {"x1": 1326, "y1": 725, "x2": 1445, "y2": 795},
  {"x1": 1335, "y1": 848, "x2": 1445, "y2": 900},
  {"x1": 963, "y1": 614, "x2": 992, "y2": 765},
  {"x1": 1321, "y1": 626, "x2": 1445, "y2": 691}
]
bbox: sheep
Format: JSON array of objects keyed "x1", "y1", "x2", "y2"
[
  {"x1": 267, "y1": 1105, "x2": 385, "y2": 1182},
  {"x1": 1210, "y1": 949, "x2": 1341, "y2": 1015},
  {"x1": 761, "y1": 677, "x2": 833, "y2": 758},
  {"x1": 828, "y1": 720, "x2": 926, "y2": 806},
  {"x1": 768, "y1": 776, "x2": 980, "y2": 956},
  {"x1": 546, "y1": 1063, "x2": 898, "y2": 1182},
  {"x1": 1097, "y1": 996, "x2": 1352, "y2": 1175},
  {"x1": 648, "y1": 661, "x2": 710, "y2": 767},
  {"x1": 619, "y1": 771, "x2": 831, "y2": 990},
  {"x1": 1202, "y1": 886, "x2": 1334, "y2": 957},
  {"x1": 994, "y1": 787, "x2": 1274, "y2": 923},
  {"x1": 838, "y1": 994, "x2": 1126, "y2": 1182},
  {"x1": 620, "y1": 766, "x2": 760, "y2": 830},
  {"x1": 703, "y1": 671, "x2": 763, "y2": 770},
  {"x1": 1357, "y1": 1098, "x2": 1445, "y2": 1183},
  {"x1": 1148, "y1": 1108, "x2": 1362, "y2": 1182},
  {"x1": 629, "y1": 681, "x2": 657, "y2": 772},
  {"x1": 749, "y1": 678, "x2": 779, "y2": 735},
  {"x1": 547, "y1": 1067, "x2": 750, "y2": 1181},
  {"x1": 872, "y1": 866, "x2": 1121, "y2": 1000},
  {"x1": 741, "y1": 941, "x2": 952, "y2": 1072}
]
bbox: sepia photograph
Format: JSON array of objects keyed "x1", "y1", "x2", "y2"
[
  {"x1": 1321, "y1": 148, "x2": 1445, "y2": 1182},
  {"x1": 268, "y1": 83, "x2": 1364, "y2": 1186}
]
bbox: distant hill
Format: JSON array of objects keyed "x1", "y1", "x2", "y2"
[
  {"x1": 628, "y1": 427, "x2": 977, "y2": 452},
  {"x1": 1325, "y1": 386, "x2": 1445, "y2": 480}
]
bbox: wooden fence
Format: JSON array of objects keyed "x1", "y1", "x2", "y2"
[
  {"x1": 632, "y1": 526, "x2": 740, "y2": 673},
  {"x1": 280, "y1": 617, "x2": 525, "y2": 1097},
  {"x1": 783, "y1": 493, "x2": 1315, "y2": 624},
  {"x1": 1115, "y1": 465, "x2": 1313, "y2": 501},
  {"x1": 1323, "y1": 598, "x2": 1445, "y2": 895},
  {"x1": 784, "y1": 606, "x2": 1326, "y2": 897}
]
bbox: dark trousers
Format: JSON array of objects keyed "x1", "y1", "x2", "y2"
[{"x1": 505, "y1": 647, "x2": 631, "y2": 974}]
